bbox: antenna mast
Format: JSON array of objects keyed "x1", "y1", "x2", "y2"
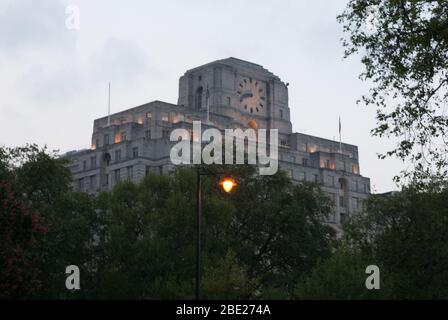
[{"x1": 107, "y1": 82, "x2": 111, "y2": 126}]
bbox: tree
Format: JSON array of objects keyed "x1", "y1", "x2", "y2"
[
  {"x1": 92, "y1": 166, "x2": 336, "y2": 299},
  {"x1": 0, "y1": 181, "x2": 48, "y2": 298},
  {"x1": 347, "y1": 184, "x2": 448, "y2": 298},
  {"x1": 0, "y1": 145, "x2": 99, "y2": 299},
  {"x1": 338, "y1": 0, "x2": 448, "y2": 185},
  {"x1": 295, "y1": 245, "x2": 390, "y2": 299}
]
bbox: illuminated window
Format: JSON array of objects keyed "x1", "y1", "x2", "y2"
[
  {"x1": 162, "y1": 112, "x2": 169, "y2": 122},
  {"x1": 146, "y1": 112, "x2": 152, "y2": 120}
]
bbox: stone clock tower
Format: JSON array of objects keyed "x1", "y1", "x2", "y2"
[{"x1": 177, "y1": 57, "x2": 292, "y2": 137}]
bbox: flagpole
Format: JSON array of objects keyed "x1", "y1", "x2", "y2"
[
  {"x1": 339, "y1": 116, "x2": 342, "y2": 154},
  {"x1": 107, "y1": 82, "x2": 111, "y2": 126}
]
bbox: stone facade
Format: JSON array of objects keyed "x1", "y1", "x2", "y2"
[{"x1": 65, "y1": 58, "x2": 370, "y2": 225}]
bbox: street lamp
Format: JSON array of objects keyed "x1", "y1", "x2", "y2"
[
  {"x1": 195, "y1": 168, "x2": 237, "y2": 300},
  {"x1": 220, "y1": 177, "x2": 237, "y2": 193}
]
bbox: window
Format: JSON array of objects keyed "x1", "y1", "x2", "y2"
[
  {"x1": 91, "y1": 156, "x2": 96, "y2": 168},
  {"x1": 121, "y1": 132, "x2": 126, "y2": 142},
  {"x1": 104, "y1": 174, "x2": 109, "y2": 186},
  {"x1": 286, "y1": 169, "x2": 293, "y2": 179},
  {"x1": 328, "y1": 175, "x2": 335, "y2": 187},
  {"x1": 104, "y1": 153, "x2": 111, "y2": 166},
  {"x1": 195, "y1": 87, "x2": 203, "y2": 110},
  {"x1": 114, "y1": 169, "x2": 121, "y2": 183},
  {"x1": 78, "y1": 178, "x2": 84, "y2": 191},
  {"x1": 302, "y1": 158, "x2": 308, "y2": 166},
  {"x1": 90, "y1": 175, "x2": 97, "y2": 190},
  {"x1": 227, "y1": 97, "x2": 231, "y2": 106},
  {"x1": 354, "y1": 180, "x2": 359, "y2": 192},
  {"x1": 339, "y1": 196, "x2": 345, "y2": 208},
  {"x1": 162, "y1": 112, "x2": 169, "y2": 122},
  {"x1": 352, "y1": 197, "x2": 358, "y2": 210},
  {"x1": 115, "y1": 149, "x2": 121, "y2": 162},
  {"x1": 82, "y1": 160, "x2": 87, "y2": 170},
  {"x1": 132, "y1": 147, "x2": 139, "y2": 158},
  {"x1": 162, "y1": 129, "x2": 170, "y2": 138},
  {"x1": 95, "y1": 138, "x2": 100, "y2": 149},
  {"x1": 146, "y1": 112, "x2": 152, "y2": 120},
  {"x1": 159, "y1": 166, "x2": 163, "y2": 175},
  {"x1": 198, "y1": 75, "x2": 202, "y2": 81},
  {"x1": 127, "y1": 166, "x2": 133, "y2": 180},
  {"x1": 145, "y1": 166, "x2": 151, "y2": 176},
  {"x1": 313, "y1": 174, "x2": 319, "y2": 183},
  {"x1": 324, "y1": 159, "x2": 330, "y2": 169},
  {"x1": 145, "y1": 129, "x2": 151, "y2": 139},
  {"x1": 280, "y1": 139, "x2": 287, "y2": 146},
  {"x1": 279, "y1": 109, "x2": 283, "y2": 119},
  {"x1": 104, "y1": 134, "x2": 110, "y2": 145},
  {"x1": 299, "y1": 172, "x2": 306, "y2": 181}
]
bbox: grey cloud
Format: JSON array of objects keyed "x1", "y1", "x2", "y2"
[
  {"x1": 89, "y1": 38, "x2": 151, "y2": 84},
  {"x1": 0, "y1": 0, "x2": 75, "y2": 56},
  {"x1": 17, "y1": 62, "x2": 84, "y2": 105}
]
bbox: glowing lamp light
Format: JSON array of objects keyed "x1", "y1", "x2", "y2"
[{"x1": 220, "y1": 177, "x2": 237, "y2": 193}]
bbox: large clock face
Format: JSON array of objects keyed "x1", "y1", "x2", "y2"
[{"x1": 237, "y1": 77, "x2": 266, "y2": 114}]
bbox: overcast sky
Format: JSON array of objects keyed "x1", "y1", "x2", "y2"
[{"x1": 0, "y1": 0, "x2": 404, "y2": 192}]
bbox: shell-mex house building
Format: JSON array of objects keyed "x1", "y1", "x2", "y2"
[{"x1": 65, "y1": 58, "x2": 371, "y2": 225}]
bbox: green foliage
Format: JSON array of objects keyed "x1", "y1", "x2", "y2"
[
  {"x1": 0, "y1": 145, "x2": 336, "y2": 299},
  {"x1": 338, "y1": 0, "x2": 448, "y2": 184},
  {"x1": 4, "y1": 145, "x2": 448, "y2": 299},
  {"x1": 91, "y1": 166, "x2": 336, "y2": 299},
  {"x1": 299, "y1": 183, "x2": 448, "y2": 299}
]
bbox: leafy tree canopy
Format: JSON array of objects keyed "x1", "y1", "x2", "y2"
[{"x1": 338, "y1": 0, "x2": 448, "y2": 185}]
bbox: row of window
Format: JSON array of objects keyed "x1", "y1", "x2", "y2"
[
  {"x1": 329, "y1": 193, "x2": 364, "y2": 211},
  {"x1": 77, "y1": 166, "x2": 135, "y2": 191}
]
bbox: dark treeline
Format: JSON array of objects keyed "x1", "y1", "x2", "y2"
[{"x1": 1, "y1": 145, "x2": 448, "y2": 299}]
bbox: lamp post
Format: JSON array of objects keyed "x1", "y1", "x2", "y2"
[{"x1": 195, "y1": 167, "x2": 236, "y2": 300}]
